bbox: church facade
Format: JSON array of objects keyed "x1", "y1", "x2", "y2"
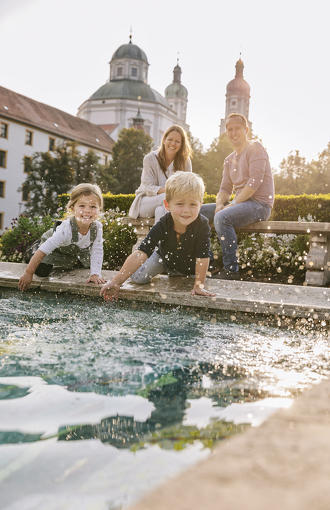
[
  {"x1": 77, "y1": 38, "x2": 189, "y2": 147},
  {"x1": 220, "y1": 58, "x2": 252, "y2": 135}
]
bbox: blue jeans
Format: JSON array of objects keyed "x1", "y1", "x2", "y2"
[{"x1": 200, "y1": 200, "x2": 271, "y2": 273}]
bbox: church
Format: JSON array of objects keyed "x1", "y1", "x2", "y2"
[
  {"x1": 77, "y1": 37, "x2": 189, "y2": 147},
  {"x1": 220, "y1": 57, "x2": 252, "y2": 135}
]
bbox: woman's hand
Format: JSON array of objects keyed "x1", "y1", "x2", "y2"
[
  {"x1": 18, "y1": 271, "x2": 33, "y2": 292},
  {"x1": 100, "y1": 281, "x2": 121, "y2": 302},
  {"x1": 157, "y1": 187, "x2": 166, "y2": 195},
  {"x1": 191, "y1": 285, "x2": 216, "y2": 297},
  {"x1": 87, "y1": 274, "x2": 107, "y2": 285}
]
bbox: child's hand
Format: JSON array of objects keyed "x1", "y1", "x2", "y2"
[
  {"x1": 18, "y1": 272, "x2": 33, "y2": 292},
  {"x1": 100, "y1": 281, "x2": 121, "y2": 302},
  {"x1": 191, "y1": 284, "x2": 216, "y2": 297},
  {"x1": 87, "y1": 274, "x2": 107, "y2": 285}
]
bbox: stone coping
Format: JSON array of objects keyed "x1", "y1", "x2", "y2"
[
  {"x1": 0, "y1": 262, "x2": 329, "y2": 321},
  {"x1": 127, "y1": 377, "x2": 330, "y2": 510}
]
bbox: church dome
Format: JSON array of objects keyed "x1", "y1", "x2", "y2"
[
  {"x1": 165, "y1": 82, "x2": 188, "y2": 99},
  {"x1": 226, "y1": 59, "x2": 250, "y2": 96},
  {"x1": 111, "y1": 41, "x2": 148, "y2": 64},
  {"x1": 89, "y1": 79, "x2": 170, "y2": 108},
  {"x1": 165, "y1": 62, "x2": 188, "y2": 99}
]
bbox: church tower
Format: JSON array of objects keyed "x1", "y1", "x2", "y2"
[
  {"x1": 164, "y1": 60, "x2": 189, "y2": 131},
  {"x1": 220, "y1": 58, "x2": 252, "y2": 135}
]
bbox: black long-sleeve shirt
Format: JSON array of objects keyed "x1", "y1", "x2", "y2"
[{"x1": 138, "y1": 212, "x2": 211, "y2": 275}]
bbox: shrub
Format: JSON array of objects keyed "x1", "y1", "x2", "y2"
[
  {"x1": 270, "y1": 194, "x2": 330, "y2": 221},
  {"x1": 58, "y1": 193, "x2": 135, "y2": 216},
  {"x1": 0, "y1": 216, "x2": 53, "y2": 262},
  {"x1": 102, "y1": 209, "x2": 137, "y2": 270},
  {"x1": 58, "y1": 192, "x2": 330, "y2": 221}
]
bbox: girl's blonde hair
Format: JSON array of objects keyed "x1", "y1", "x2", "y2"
[
  {"x1": 157, "y1": 125, "x2": 192, "y2": 177},
  {"x1": 67, "y1": 183, "x2": 103, "y2": 214}
]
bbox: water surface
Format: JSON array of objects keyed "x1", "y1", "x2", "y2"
[{"x1": 1, "y1": 289, "x2": 329, "y2": 509}]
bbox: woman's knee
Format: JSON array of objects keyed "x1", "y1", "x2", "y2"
[{"x1": 155, "y1": 205, "x2": 166, "y2": 223}]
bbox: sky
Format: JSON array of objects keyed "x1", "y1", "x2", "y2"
[{"x1": 1, "y1": 0, "x2": 330, "y2": 170}]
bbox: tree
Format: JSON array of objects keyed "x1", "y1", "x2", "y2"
[
  {"x1": 21, "y1": 144, "x2": 74, "y2": 217},
  {"x1": 109, "y1": 128, "x2": 154, "y2": 194},
  {"x1": 274, "y1": 150, "x2": 312, "y2": 195},
  {"x1": 312, "y1": 142, "x2": 330, "y2": 194},
  {"x1": 199, "y1": 134, "x2": 234, "y2": 194},
  {"x1": 187, "y1": 132, "x2": 205, "y2": 177},
  {"x1": 21, "y1": 142, "x2": 114, "y2": 216}
]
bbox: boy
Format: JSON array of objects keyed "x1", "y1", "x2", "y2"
[{"x1": 100, "y1": 172, "x2": 216, "y2": 302}]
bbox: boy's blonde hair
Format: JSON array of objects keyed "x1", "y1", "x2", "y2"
[
  {"x1": 165, "y1": 171, "x2": 205, "y2": 203},
  {"x1": 67, "y1": 183, "x2": 103, "y2": 213}
]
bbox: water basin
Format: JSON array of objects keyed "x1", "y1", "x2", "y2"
[{"x1": 1, "y1": 288, "x2": 329, "y2": 509}]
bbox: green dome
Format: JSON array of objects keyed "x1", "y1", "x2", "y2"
[
  {"x1": 89, "y1": 79, "x2": 170, "y2": 108},
  {"x1": 111, "y1": 43, "x2": 148, "y2": 64},
  {"x1": 165, "y1": 82, "x2": 188, "y2": 99}
]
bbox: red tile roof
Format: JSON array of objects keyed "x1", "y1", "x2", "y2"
[
  {"x1": 0, "y1": 86, "x2": 114, "y2": 153},
  {"x1": 99, "y1": 124, "x2": 119, "y2": 135}
]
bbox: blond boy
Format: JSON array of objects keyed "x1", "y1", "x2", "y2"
[{"x1": 100, "y1": 172, "x2": 216, "y2": 301}]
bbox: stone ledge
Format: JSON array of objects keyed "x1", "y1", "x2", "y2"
[
  {"x1": 0, "y1": 262, "x2": 329, "y2": 320},
  {"x1": 127, "y1": 378, "x2": 330, "y2": 510}
]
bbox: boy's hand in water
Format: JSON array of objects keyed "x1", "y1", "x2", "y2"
[
  {"x1": 18, "y1": 271, "x2": 33, "y2": 292},
  {"x1": 191, "y1": 284, "x2": 216, "y2": 297},
  {"x1": 100, "y1": 281, "x2": 121, "y2": 302},
  {"x1": 87, "y1": 274, "x2": 107, "y2": 285}
]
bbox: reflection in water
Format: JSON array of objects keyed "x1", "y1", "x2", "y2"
[{"x1": 58, "y1": 362, "x2": 255, "y2": 449}]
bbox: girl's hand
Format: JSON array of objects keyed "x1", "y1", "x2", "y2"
[
  {"x1": 100, "y1": 281, "x2": 121, "y2": 302},
  {"x1": 18, "y1": 272, "x2": 33, "y2": 292},
  {"x1": 191, "y1": 285, "x2": 216, "y2": 297},
  {"x1": 87, "y1": 274, "x2": 107, "y2": 285}
]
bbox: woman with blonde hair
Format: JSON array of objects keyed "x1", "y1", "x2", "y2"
[{"x1": 129, "y1": 125, "x2": 192, "y2": 222}]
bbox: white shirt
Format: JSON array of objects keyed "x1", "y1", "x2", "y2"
[{"x1": 39, "y1": 218, "x2": 104, "y2": 275}]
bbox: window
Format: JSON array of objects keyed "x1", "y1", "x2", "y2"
[
  {"x1": 25, "y1": 130, "x2": 33, "y2": 145},
  {"x1": 117, "y1": 67, "x2": 123, "y2": 76},
  {"x1": 131, "y1": 67, "x2": 137, "y2": 77},
  {"x1": 0, "y1": 122, "x2": 8, "y2": 138},
  {"x1": 104, "y1": 155, "x2": 108, "y2": 165},
  {"x1": 0, "y1": 213, "x2": 3, "y2": 230},
  {"x1": 24, "y1": 156, "x2": 32, "y2": 173},
  {"x1": 0, "y1": 150, "x2": 7, "y2": 168},
  {"x1": 0, "y1": 181, "x2": 5, "y2": 197},
  {"x1": 49, "y1": 137, "x2": 55, "y2": 151},
  {"x1": 22, "y1": 184, "x2": 29, "y2": 202},
  {"x1": 231, "y1": 100, "x2": 237, "y2": 106}
]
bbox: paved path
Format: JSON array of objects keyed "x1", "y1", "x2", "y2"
[{"x1": 0, "y1": 262, "x2": 329, "y2": 321}]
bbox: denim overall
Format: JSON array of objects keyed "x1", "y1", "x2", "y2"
[{"x1": 40, "y1": 216, "x2": 98, "y2": 269}]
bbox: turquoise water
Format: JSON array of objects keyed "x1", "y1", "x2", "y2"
[{"x1": 1, "y1": 288, "x2": 330, "y2": 509}]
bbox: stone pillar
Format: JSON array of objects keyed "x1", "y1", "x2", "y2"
[{"x1": 305, "y1": 231, "x2": 330, "y2": 286}]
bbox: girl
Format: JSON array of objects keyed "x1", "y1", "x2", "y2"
[
  {"x1": 19, "y1": 183, "x2": 107, "y2": 291},
  {"x1": 128, "y1": 125, "x2": 192, "y2": 223}
]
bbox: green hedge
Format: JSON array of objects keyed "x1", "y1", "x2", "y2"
[
  {"x1": 58, "y1": 192, "x2": 330, "y2": 221},
  {"x1": 58, "y1": 193, "x2": 135, "y2": 216},
  {"x1": 270, "y1": 194, "x2": 330, "y2": 221}
]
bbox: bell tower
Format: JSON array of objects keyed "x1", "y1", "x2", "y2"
[{"x1": 220, "y1": 57, "x2": 252, "y2": 135}]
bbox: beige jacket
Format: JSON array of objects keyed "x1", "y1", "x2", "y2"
[{"x1": 128, "y1": 150, "x2": 192, "y2": 218}]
